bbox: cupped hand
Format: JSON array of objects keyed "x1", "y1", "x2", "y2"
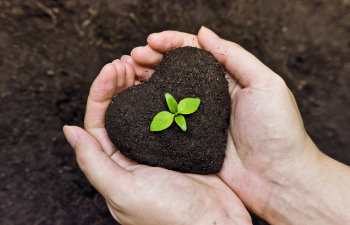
[
  {"x1": 131, "y1": 27, "x2": 323, "y2": 223},
  {"x1": 63, "y1": 58, "x2": 252, "y2": 224}
]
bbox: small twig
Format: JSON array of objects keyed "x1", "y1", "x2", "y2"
[
  {"x1": 33, "y1": 217, "x2": 46, "y2": 225},
  {"x1": 74, "y1": 21, "x2": 85, "y2": 37},
  {"x1": 35, "y1": 1, "x2": 57, "y2": 26}
]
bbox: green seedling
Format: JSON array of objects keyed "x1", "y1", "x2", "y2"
[{"x1": 150, "y1": 93, "x2": 200, "y2": 132}]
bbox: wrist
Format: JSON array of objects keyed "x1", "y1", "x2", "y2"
[{"x1": 263, "y1": 139, "x2": 350, "y2": 224}]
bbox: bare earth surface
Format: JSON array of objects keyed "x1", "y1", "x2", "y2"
[{"x1": 0, "y1": 0, "x2": 349, "y2": 224}]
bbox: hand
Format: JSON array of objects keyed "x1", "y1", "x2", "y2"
[
  {"x1": 131, "y1": 27, "x2": 350, "y2": 224},
  {"x1": 63, "y1": 59, "x2": 252, "y2": 224}
]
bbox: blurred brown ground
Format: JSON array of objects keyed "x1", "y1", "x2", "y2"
[{"x1": 0, "y1": 0, "x2": 349, "y2": 224}]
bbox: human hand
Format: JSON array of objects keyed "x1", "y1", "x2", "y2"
[
  {"x1": 131, "y1": 27, "x2": 350, "y2": 224},
  {"x1": 63, "y1": 59, "x2": 252, "y2": 224}
]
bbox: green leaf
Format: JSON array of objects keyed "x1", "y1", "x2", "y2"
[
  {"x1": 177, "y1": 98, "x2": 201, "y2": 114},
  {"x1": 165, "y1": 93, "x2": 178, "y2": 114},
  {"x1": 175, "y1": 115, "x2": 187, "y2": 131},
  {"x1": 150, "y1": 111, "x2": 175, "y2": 131}
]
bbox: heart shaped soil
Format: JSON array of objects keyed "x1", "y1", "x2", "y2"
[{"x1": 105, "y1": 47, "x2": 231, "y2": 174}]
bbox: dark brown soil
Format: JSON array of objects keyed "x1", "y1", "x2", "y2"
[
  {"x1": 106, "y1": 47, "x2": 231, "y2": 174},
  {"x1": 1, "y1": 0, "x2": 349, "y2": 225}
]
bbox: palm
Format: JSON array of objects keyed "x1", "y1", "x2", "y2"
[
  {"x1": 107, "y1": 165, "x2": 249, "y2": 225},
  {"x1": 227, "y1": 79, "x2": 307, "y2": 176},
  {"x1": 82, "y1": 60, "x2": 251, "y2": 224}
]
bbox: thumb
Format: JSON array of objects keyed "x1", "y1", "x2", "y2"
[
  {"x1": 63, "y1": 125, "x2": 130, "y2": 199},
  {"x1": 198, "y1": 26, "x2": 277, "y2": 88}
]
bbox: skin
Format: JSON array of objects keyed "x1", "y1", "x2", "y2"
[
  {"x1": 64, "y1": 27, "x2": 350, "y2": 224},
  {"x1": 131, "y1": 27, "x2": 350, "y2": 224},
  {"x1": 63, "y1": 54, "x2": 251, "y2": 224}
]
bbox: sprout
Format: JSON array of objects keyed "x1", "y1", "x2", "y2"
[{"x1": 150, "y1": 93, "x2": 200, "y2": 132}]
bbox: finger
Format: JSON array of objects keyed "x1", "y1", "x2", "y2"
[
  {"x1": 110, "y1": 150, "x2": 138, "y2": 170},
  {"x1": 84, "y1": 63, "x2": 119, "y2": 155},
  {"x1": 131, "y1": 45, "x2": 163, "y2": 68},
  {"x1": 111, "y1": 59, "x2": 126, "y2": 94},
  {"x1": 124, "y1": 62, "x2": 136, "y2": 89},
  {"x1": 85, "y1": 63, "x2": 117, "y2": 130},
  {"x1": 198, "y1": 26, "x2": 278, "y2": 88},
  {"x1": 63, "y1": 126, "x2": 131, "y2": 199},
  {"x1": 147, "y1": 30, "x2": 200, "y2": 53},
  {"x1": 121, "y1": 55, "x2": 154, "y2": 80}
]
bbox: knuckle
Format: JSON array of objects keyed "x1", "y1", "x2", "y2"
[
  {"x1": 260, "y1": 74, "x2": 286, "y2": 88},
  {"x1": 270, "y1": 75, "x2": 287, "y2": 87},
  {"x1": 226, "y1": 40, "x2": 244, "y2": 53},
  {"x1": 230, "y1": 41, "x2": 243, "y2": 49}
]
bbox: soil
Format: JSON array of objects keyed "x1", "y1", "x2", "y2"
[
  {"x1": 1, "y1": 0, "x2": 349, "y2": 225},
  {"x1": 105, "y1": 47, "x2": 231, "y2": 174}
]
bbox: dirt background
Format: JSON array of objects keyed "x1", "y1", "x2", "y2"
[{"x1": 0, "y1": 0, "x2": 349, "y2": 224}]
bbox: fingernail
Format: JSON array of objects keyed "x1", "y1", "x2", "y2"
[
  {"x1": 63, "y1": 125, "x2": 78, "y2": 148},
  {"x1": 120, "y1": 55, "x2": 126, "y2": 62},
  {"x1": 130, "y1": 48, "x2": 136, "y2": 57},
  {"x1": 130, "y1": 47, "x2": 141, "y2": 58},
  {"x1": 201, "y1": 26, "x2": 219, "y2": 38},
  {"x1": 147, "y1": 32, "x2": 159, "y2": 42}
]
